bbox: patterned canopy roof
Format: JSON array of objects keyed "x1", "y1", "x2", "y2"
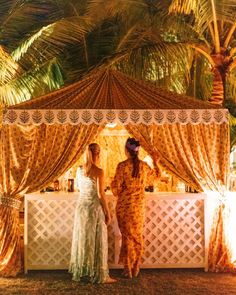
[
  {"x1": 4, "y1": 68, "x2": 228, "y2": 125},
  {"x1": 9, "y1": 68, "x2": 222, "y2": 110}
]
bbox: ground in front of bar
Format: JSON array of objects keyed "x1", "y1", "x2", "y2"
[{"x1": 1, "y1": 268, "x2": 236, "y2": 295}]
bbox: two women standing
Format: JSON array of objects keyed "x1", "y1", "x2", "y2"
[{"x1": 69, "y1": 138, "x2": 159, "y2": 283}]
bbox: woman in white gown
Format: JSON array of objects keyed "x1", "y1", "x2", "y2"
[{"x1": 69, "y1": 143, "x2": 116, "y2": 283}]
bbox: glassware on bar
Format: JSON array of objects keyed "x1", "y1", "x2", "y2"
[{"x1": 53, "y1": 180, "x2": 60, "y2": 191}]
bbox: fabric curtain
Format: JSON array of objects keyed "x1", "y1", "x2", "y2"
[
  {"x1": 0, "y1": 200, "x2": 21, "y2": 277},
  {"x1": 207, "y1": 204, "x2": 231, "y2": 271},
  {"x1": 126, "y1": 122, "x2": 231, "y2": 271},
  {"x1": 0, "y1": 123, "x2": 101, "y2": 276}
]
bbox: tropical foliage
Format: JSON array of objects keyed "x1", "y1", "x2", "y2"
[
  {"x1": 168, "y1": 0, "x2": 236, "y2": 147},
  {"x1": 1, "y1": 1, "x2": 236, "y2": 123},
  {"x1": 169, "y1": 0, "x2": 236, "y2": 103},
  {"x1": 0, "y1": 0, "x2": 194, "y2": 106},
  {"x1": 0, "y1": 0, "x2": 87, "y2": 106}
]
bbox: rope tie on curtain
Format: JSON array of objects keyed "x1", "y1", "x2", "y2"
[{"x1": 0, "y1": 195, "x2": 21, "y2": 209}]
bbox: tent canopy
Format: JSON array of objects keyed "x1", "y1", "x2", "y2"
[
  {"x1": 3, "y1": 68, "x2": 227, "y2": 125},
  {"x1": 0, "y1": 68, "x2": 230, "y2": 276}
]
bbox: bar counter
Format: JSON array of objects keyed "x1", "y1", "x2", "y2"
[{"x1": 24, "y1": 191, "x2": 207, "y2": 273}]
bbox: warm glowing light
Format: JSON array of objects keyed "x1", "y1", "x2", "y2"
[
  {"x1": 207, "y1": 191, "x2": 236, "y2": 266},
  {"x1": 143, "y1": 155, "x2": 154, "y2": 168},
  {"x1": 105, "y1": 122, "x2": 117, "y2": 128},
  {"x1": 225, "y1": 192, "x2": 236, "y2": 265}
]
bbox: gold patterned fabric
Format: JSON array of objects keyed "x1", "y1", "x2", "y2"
[
  {"x1": 0, "y1": 199, "x2": 21, "y2": 277},
  {"x1": 127, "y1": 123, "x2": 231, "y2": 271},
  {"x1": 0, "y1": 123, "x2": 101, "y2": 276},
  {"x1": 127, "y1": 123, "x2": 229, "y2": 193},
  {"x1": 111, "y1": 159, "x2": 157, "y2": 274},
  {"x1": 207, "y1": 204, "x2": 231, "y2": 272},
  {"x1": 3, "y1": 69, "x2": 227, "y2": 126}
]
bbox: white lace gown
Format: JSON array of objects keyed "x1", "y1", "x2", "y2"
[{"x1": 69, "y1": 168, "x2": 109, "y2": 283}]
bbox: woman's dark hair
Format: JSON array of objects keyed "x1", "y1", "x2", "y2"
[{"x1": 125, "y1": 138, "x2": 140, "y2": 178}]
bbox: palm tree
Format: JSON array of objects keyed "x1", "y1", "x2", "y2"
[
  {"x1": 85, "y1": 1, "x2": 236, "y2": 109},
  {"x1": 84, "y1": 0, "x2": 192, "y2": 95},
  {"x1": 0, "y1": 1, "x2": 198, "y2": 105},
  {"x1": 80, "y1": 0, "x2": 236, "y2": 148},
  {"x1": 2, "y1": 1, "x2": 194, "y2": 95},
  {"x1": 99, "y1": 0, "x2": 236, "y2": 107},
  {"x1": 2, "y1": 0, "x2": 236, "y2": 109},
  {"x1": 168, "y1": 0, "x2": 236, "y2": 106}
]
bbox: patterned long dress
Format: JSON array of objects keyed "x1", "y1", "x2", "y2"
[
  {"x1": 111, "y1": 159, "x2": 155, "y2": 273},
  {"x1": 69, "y1": 168, "x2": 109, "y2": 283}
]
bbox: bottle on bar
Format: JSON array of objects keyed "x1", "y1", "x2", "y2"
[{"x1": 68, "y1": 179, "x2": 74, "y2": 192}]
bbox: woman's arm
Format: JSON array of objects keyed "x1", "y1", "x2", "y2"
[
  {"x1": 152, "y1": 154, "x2": 161, "y2": 178},
  {"x1": 144, "y1": 161, "x2": 160, "y2": 187},
  {"x1": 97, "y1": 169, "x2": 111, "y2": 225},
  {"x1": 111, "y1": 163, "x2": 124, "y2": 197}
]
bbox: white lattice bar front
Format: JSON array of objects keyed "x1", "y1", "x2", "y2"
[
  {"x1": 24, "y1": 192, "x2": 206, "y2": 272},
  {"x1": 143, "y1": 194, "x2": 205, "y2": 268}
]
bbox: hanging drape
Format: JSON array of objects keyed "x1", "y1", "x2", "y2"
[
  {"x1": 126, "y1": 123, "x2": 229, "y2": 192},
  {"x1": 207, "y1": 203, "x2": 231, "y2": 272},
  {"x1": 0, "y1": 123, "x2": 101, "y2": 276},
  {"x1": 126, "y1": 122, "x2": 231, "y2": 270}
]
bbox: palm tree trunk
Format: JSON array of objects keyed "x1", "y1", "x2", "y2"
[{"x1": 209, "y1": 67, "x2": 224, "y2": 105}]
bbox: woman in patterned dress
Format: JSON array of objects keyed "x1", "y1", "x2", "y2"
[
  {"x1": 111, "y1": 138, "x2": 159, "y2": 278},
  {"x1": 69, "y1": 143, "x2": 116, "y2": 284}
]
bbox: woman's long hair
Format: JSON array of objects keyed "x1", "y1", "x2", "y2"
[
  {"x1": 125, "y1": 138, "x2": 140, "y2": 178},
  {"x1": 84, "y1": 143, "x2": 100, "y2": 176}
]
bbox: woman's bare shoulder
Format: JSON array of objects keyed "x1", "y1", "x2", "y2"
[{"x1": 95, "y1": 166, "x2": 104, "y2": 177}]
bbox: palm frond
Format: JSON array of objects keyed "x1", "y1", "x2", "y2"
[
  {"x1": 169, "y1": 0, "x2": 198, "y2": 14},
  {"x1": 86, "y1": 0, "x2": 148, "y2": 24},
  {"x1": 227, "y1": 70, "x2": 236, "y2": 103},
  {"x1": 0, "y1": 1, "x2": 62, "y2": 49},
  {"x1": 229, "y1": 114, "x2": 236, "y2": 149},
  {"x1": 11, "y1": 17, "x2": 90, "y2": 65},
  {"x1": 0, "y1": 0, "x2": 15, "y2": 23},
  {"x1": 186, "y1": 55, "x2": 213, "y2": 100},
  {"x1": 111, "y1": 37, "x2": 193, "y2": 91},
  {"x1": 0, "y1": 45, "x2": 21, "y2": 85},
  {"x1": 169, "y1": 0, "x2": 236, "y2": 37},
  {"x1": 0, "y1": 58, "x2": 63, "y2": 106}
]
